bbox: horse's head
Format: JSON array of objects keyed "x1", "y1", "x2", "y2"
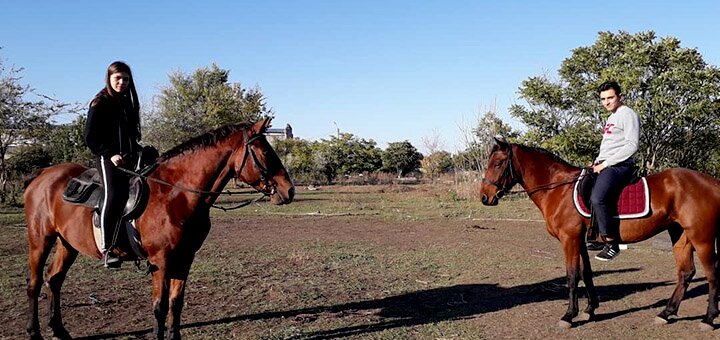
[
  {"x1": 480, "y1": 138, "x2": 518, "y2": 206},
  {"x1": 233, "y1": 118, "x2": 295, "y2": 205}
]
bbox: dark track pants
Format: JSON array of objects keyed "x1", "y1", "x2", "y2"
[
  {"x1": 590, "y1": 160, "x2": 634, "y2": 238},
  {"x1": 96, "y1": 156, "x2": 128, "y2": 252}
]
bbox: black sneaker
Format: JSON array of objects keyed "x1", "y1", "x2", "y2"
[
  {"x1": 103, "y1": 251, "x2": 122, "y2": 269},
  {"x1": 587, "y1": 240, "x2": 605, "y2": 251},
  {"x1": 595, "y1": 243, "x2": 620, "y2": 261}
]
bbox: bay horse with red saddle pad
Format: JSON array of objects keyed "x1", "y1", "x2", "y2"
[
  {"x1": 24, "y1": 118, "x2": 294, "y2": 340},
  {"x1": 480, "y1": 139, "x2": 720, "y2": 329}
]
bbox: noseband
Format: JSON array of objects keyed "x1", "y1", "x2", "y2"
[
  {"x1": 482, "y1": 146, "x2": 516, "y2": 200},
  {"x1": 237, "y1": 131, "x2": 276, "y2": 196}
]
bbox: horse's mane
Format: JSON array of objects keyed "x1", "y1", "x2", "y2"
[
  {"x1": 513, "y1": 144, "x2": 577, "y2": 168},
  {"x1": 158, "y1": 122, "x2": 253, "y2": 161}
]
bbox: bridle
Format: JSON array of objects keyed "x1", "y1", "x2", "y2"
[
  {"x1": 236, "y1": 131, "x2": 276, "y2": 197},
  {"x1": 482, "y1": 146, "x2": 516, "y2": 200},
  {"x1": 116, "y1": 131, "x2": 278, "y2": 211},
  {"x1": 482, "y1": 144, "x2": 584, "y2": 200}
]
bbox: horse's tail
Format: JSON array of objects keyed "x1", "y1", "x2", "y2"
[{"x1": 23, "y1": 168, "x2": 45, "y2": 189}]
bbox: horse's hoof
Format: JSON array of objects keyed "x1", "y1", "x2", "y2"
[
  {"x1": 574, "y1": 312, "x2": 592, "y2": 322},
  {"x1": 653, "y1": 316, "x2": 669, "y2": 325},
  {"x1": 698, "y1": 322, "x2": 714, "y2": 331},
  {"x1": 557, "y1": 320, "x2": 572, "y2": 329}
]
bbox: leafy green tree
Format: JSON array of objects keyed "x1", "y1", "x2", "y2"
[
  {"x1": 421, "y1": 150, "x2": 453, "y2": 178},
  {"x1": 44, "y1": 114, "x2": 94, "y2": 166},
  {"x1": 381, "y1": 141, "x2": 423, "y2": 178},
  {"x1": 316, "y1": 133, "x2": 382, "y2": 183},
  {"x1": 511, "y1": 31, "x2": 720, "y2": 174},
  {"x1": 453, "y1": 145, "x2": 485, "y2": 172},
  {"x1": 473, "y1": 110, "x2": 520, "y2": 160},
  {"x1": 8, "y1": 144, "x2": 52, "y2": 175},
  {"x1": 455, "y1": 110, "x2": 519, "y2": 172},
  {"x1": 271, "y1": 137, "x2": 326, "y2": 184},
  {"x1": 145, "y1": 63, "x2": 272, "y2": 151},
  {"x1": 0, "y1": 55, "x2": 65, "y2": 202}
]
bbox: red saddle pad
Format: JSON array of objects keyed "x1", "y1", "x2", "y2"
[{"x1": 574, "y1": 177, "x2": 650, "y2": 219}]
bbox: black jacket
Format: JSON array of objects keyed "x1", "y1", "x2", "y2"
[{"x1": 84, "y1": 93, "x2": 141, "y2": 158}]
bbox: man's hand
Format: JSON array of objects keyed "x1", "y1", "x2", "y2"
[{"x1": 593, "y1": 162, "x2": 606, "y2": 173}]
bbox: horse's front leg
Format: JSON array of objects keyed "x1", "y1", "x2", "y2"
[
  {"x1": 167, "y1": 278, "x2": 188, "y2": 340},
  {"x1": 578, "y1": 239, "x2": 598, "y2": 321},
  {"x1": 167, "y1": 256, "x2": 195, "y2": 340},
  {"x1": 151, "y1": 262, "x2": 170, "y2": 340},
  {"x1": 558, "y1": 235, "x2": 582, "y2": 329}
]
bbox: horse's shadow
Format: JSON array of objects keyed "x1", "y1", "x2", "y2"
[{"x1": 78, "y1": 268, "x2": 705, "y2": 339}]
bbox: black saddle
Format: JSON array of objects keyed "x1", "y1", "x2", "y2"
[
  {"x1": 61, "y1": 146, "x2": 159, "y2": 260},
  {"x1": 62, "y1": 146, "x2": 159, "y2": 216},
  {"x1": 61, "y1": 169, "x2": 151, "y2": 219}
]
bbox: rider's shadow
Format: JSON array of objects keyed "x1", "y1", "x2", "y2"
[
  {"x1": 77, "y1": 268, "x2": 681, "y2": 339},
  {"x1": 291, "y1": 268, "x2": 675, "y2": 339}
]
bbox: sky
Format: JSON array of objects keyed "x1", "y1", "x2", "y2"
[{"x1": 2, "y1": 1, "x2": 719, "y2": 154}]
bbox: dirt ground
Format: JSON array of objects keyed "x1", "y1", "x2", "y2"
[{"x1": 2, "y1": 197, "x2": 719, "y2": 339}]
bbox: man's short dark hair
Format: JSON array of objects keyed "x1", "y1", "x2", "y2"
[{"x1": 598, "y1": 81, "x2": 622, "y2": 95}]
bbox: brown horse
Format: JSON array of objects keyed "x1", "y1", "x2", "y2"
[
  {"x1": 24, "y1": 118, "x2": 295, "y2": 340},
  {"x1": 479, "y1": 139, "x2": 720, "y2": 329}
]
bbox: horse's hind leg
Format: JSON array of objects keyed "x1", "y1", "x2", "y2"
[
  {"x1": 45, "y1": 239, "x2": 78, "y2": 339},
  {"x1": 695, "y1": 241, "x2": 718, "y2": 329},
  {"x1": 26, "y1": 231, "x2": 56, "y2": 339},
  {"x1": 656, "y1": 232, "x2": 695, "y2": 323}
]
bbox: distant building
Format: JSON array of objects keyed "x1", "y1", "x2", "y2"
[{"x1": 266, "y1": 123, "x2": 293, "y2": 143}]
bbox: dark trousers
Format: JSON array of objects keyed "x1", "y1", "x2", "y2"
[
  {"x1": 96, "y1": 156, "x2": 128, "y2": 252},
  {"x1": 590, "y1": 160, "x2": 634, "y2": 239}
]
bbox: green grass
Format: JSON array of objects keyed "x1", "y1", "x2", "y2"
[
  {"x1": 0, "y1": 204, "x2": 25, "y2": 226},
  {"x1": 212, "y1": 185, "x2": 542, "y2": 222}
]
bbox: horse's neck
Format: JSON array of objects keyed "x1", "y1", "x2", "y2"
[
  {"x1": 514, "y1": 146, "x2": 578, "y2": 195},
  {"x1": 155, "y1": 141, "x2": 238, "y2": 204}
]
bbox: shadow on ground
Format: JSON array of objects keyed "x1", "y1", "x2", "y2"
[{"x1": 75, "y1": 268, "x2": 707, "y2": 339}]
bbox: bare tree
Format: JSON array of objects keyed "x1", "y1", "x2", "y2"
[{"x1": 420, "y1": 128, "x2": 445, "y2": 155}]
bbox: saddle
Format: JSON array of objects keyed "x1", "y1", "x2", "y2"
[
  {"x1": 62, "y1": 146, "x2": 159, "y2": 259},
  {"x1": 574, "y1": 167, "x2": 651, "y2": 219}
]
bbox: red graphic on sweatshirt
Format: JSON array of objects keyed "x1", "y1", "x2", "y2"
[{"x1": 603, "y1": 123, "x2": 615, "y2": 134}]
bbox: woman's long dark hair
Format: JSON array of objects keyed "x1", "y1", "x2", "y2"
[{"x1": 91, "y1": 61, "x2": 141, "y2": 140}]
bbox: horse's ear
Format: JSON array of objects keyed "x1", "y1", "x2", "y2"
[
  {"x1": 252, "y1": 117, "x2": 273, "y2": 134},
  {"x1": 494, "y1": 135, "x2": 508, "y2": 146},
  {"x1": 262, "y1": 117, "x2": 273, "y2": 131}
]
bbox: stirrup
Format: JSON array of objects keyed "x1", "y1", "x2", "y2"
[{"x1": 103, "y1": 249, "x2": 122, "y2": 269}]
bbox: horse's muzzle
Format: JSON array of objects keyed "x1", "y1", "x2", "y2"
[
  {"x1": 481, "y1": 193, "x2": 499, "y2": 206},
  {"x1": 270, "y1": 185, "x2": 294, "y2": 205}
]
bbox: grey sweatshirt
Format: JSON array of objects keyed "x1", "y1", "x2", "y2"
[{"x1": 595, "y1": 105, "x2": 640, "y2": 167}]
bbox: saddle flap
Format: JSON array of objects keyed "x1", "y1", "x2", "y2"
[
  {"x1": 62, "y1": 169, "x2": 102, "y2": 205},
  {"x1": 123, "y1": 176, "x2": 150, "y2": 220}
]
